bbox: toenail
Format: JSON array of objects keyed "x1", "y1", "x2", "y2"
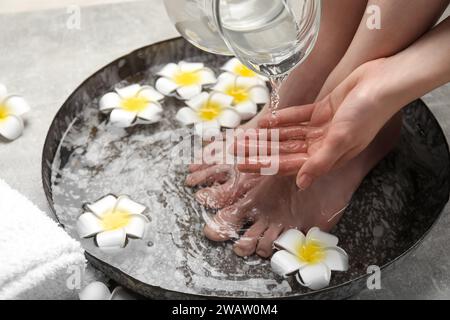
[{"x1": 233, "y1": 246, "x2": 246, "y2": 257}]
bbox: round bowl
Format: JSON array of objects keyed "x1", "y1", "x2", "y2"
[{"x1": 42, "y1": 38, "x2": 450, "y2": 299}]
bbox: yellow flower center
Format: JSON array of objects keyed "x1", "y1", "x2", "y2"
[
  {"x1": 198, "y1": 101, "x2": 223, "y2": 121},
  {"x1": 101, "y1": 210, "x2": 131, "y2": 231},
  {"x1": 121, "y1": 96, "x2": 149, "y2": 112},
  {"x1": 174, "y1": 71, "x2": 201, "y2": 86},
  {"x1": 297, "y1": 240, "x2": 325, "y2": 264},
  {"x1": 225, "y1": 85, "x2": 249, "y2": 104},
  {"x1": 0, "y1": 104, "x2": 9, "y2": 121},
  {"x1": 234, "y1": 63, "x2": 257, "y2": 78}
]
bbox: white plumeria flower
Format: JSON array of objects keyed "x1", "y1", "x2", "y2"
[
  {"x1": 212, "y1": 73, "x2": 269, "y2": 120},
  {"x1": 271, "y1": 228, "x2": 349, "y2": 291},
  {"x1": 79, "y1": 282, "x2": 134, "y2": 300},
  {"x1": 76, "y1": 194, "x2": 150, "y2": 250},
  {"x1": 99, "y1": 84, "x2": 164, "y2": 128},
  {"x1": 221, "y1": 58, "x2": 267, "y2": 84},
  {"x1": 155, "y1": 61, "x2": 216, "y2": 100},
  {"x1": 0, "y1": 83, "x2": 30, "y2": 141},
  {"x1": 176, "y1": 91, "x2": 241, "y2": 140}
]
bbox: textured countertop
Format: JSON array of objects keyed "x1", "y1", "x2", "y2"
[{"x1": 0, "y1": 0, "x2": 449, "y2": 299}]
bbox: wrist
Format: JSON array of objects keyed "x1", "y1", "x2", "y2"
[{"x1": 361, "y1": 58, "x2": 411, "y2": 118}]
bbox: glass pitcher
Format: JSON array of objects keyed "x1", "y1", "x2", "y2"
[{"x1": 163, "y1": 0, "x2": 321, "y2": 77}]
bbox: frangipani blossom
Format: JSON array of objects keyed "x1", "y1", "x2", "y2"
[
  {"x1": 221, "y1": 58, "x2": 267, "y2": 84},
  {"x1": 99, "y1": 84, "x2": 164, "y2": 127},
  {"x1": 76, "y1": 194, "x2": 150, "y2": 250},
  {"x1": 0, "y1": 83, "x2": 30, "y2": 141},
  {"x1": 176, "y1": 91, "x2": 241, "y2": 140},
  {"x1": 271, "y1": 228, "x2": 349, "y2": 290},
  {"x1": 155, "y1": 61, "x2": 216, "y2": 100},
  {"x1": 212, "y1": 73, "x2": 269, "y2": 120}
]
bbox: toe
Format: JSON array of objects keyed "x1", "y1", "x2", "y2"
[
  {"x1": 195, "y1": 186, "x2": 231, "y2": 209},
  {"x1": 203, "y1": 199, "x2": 253, "y2": 242},
  {"x1": 233, "y1": 218, "x2": 268, "y2": 257},
  {"x1": 195, "y1": 174, "x2": 262, "y2": 209},
  {"x1": 256, "y1": 223, "x2": 284, "y2": 258}
]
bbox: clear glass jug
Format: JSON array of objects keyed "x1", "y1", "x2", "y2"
[{"x1": 163, "y1": 0, "x2": 321, "y2": 77}]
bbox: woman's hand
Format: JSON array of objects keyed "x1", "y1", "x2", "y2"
[{"x1": 234, "y1": 59, "x2": 399, "y2": 188}]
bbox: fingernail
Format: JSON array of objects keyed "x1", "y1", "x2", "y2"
[{"x1": 298, "y1": 174, "x2": 313, "y2": 190}]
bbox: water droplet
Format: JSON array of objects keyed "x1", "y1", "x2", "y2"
[{"x1": 147, "y1": 241, "x2": 154, "y2": 247}]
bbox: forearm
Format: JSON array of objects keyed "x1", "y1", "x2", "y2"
[{"x1": 380, "y1": 17, "x2": 450, "y2": 114}]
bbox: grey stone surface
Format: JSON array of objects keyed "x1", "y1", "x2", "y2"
[{"x1": 0, "y1": 0, "x2": 449, "y2": 299}]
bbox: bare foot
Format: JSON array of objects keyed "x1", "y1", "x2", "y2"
[
  {"x1": 185, "y1": 113, "x2": 266, "y2": 209},
  {"x1": 203, "y1": 114, "x2": 402, "y2": 258}
]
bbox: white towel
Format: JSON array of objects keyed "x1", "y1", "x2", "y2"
[{"x1": 0, "y1": 179, "x2": 86, "y2": 300}]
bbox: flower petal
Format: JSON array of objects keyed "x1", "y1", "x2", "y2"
[
  {"x1": 124, "y1": 215, "x2": 148, "y2": 238},
  {"x1": 0, "y1": 115, "x2": 24, "y2": 141},
  {"x1": 79, "y1": 282, "x2": 111, "y2": 300},
  {"x1": 306, "y1": 227, "x2": 339, "y2": 247},
  {"x1": 236, "y1": 76, "x2": 262, "y2": 88},
  {"x1": 212, "y1": 73, "x2": 235, "y2": 92},
  {"x1": 271, "y1": 250, "x2": 305, "y2": 277},
  {"x1": 76, "y1": 212, "x2": 103, "y2": 238},
  {"x1": 4, "y1": 96, "x2": 30, "y2": 116},
  {"x1": 109, "y1": 109, "x2": 137, "y2": 127},
  {"x1": 99, "y1": 92, "x2": 121, "y2": 112},
  {"x1": 296, "y1": 263, "x2": 331, "y2": 290},
  {"x1": 257, "y1": 75, "x2": 269, "y2": 83},
  {"x1": 137, "y1": 103, "x2": 162, "y2": 123},
  {"x1": 197, "y1": 68, "x2": 217, "y2": 85},
  {"x1": 221, "y1": 58, "x2": 241, "y2": 73},
  {"x1": 176, "y1": 107, "x2": 200, "y2": 125},
  {"x1": 234, "y1": 101, "x2": 258, "y2": 120},
  {"x1": 218, "y1": 109, "x2": 241, "y2": 128},
  {"x1": 218, "y1": 72, "x2": 236, "y2": 82},
  {"x1": 186, "y1": 92, "x2": 209, "y2": 111},
  {"x1": 323, "y1": 247, "x2": 349, "y2": 272},
  {"x1": 249, "y1": 86, "x2": 270, "y2": 104},
  {"x1": 155, "y1": 77, "x2": 179, "y2": 95},
  {"x1": 273, "y1": 229, "x2": 305, "y2": 256},
  {"x1": 210, "y1": 92, "x2": 234, "y2": 107},
  {"x1": 195, "y1": 120, "x2": 221, "y2": 141},
  {"x1": 96, "y1": 229, "x2": 127, "y2": 248},
  {"x1": 0, "y1": 83, "x2": 7, "y2": 102},
  {"x1": 114, "y1": 195, "x2": 147, "y2": 216},
  {"x1": 87, "y1": 194, "x2": 117, "y2": 218},
  {"x1": 179, "y1": 61, "x2": 204, "y2": 73},
  {"x1": 137, "y1": 86, "x2": 164, "y2": 102},
  {"x1": 116, "y1": 84, "x2": 141, "y2": 99},
  {"x1": 157, "y1": 63, "x2": 179, "y2": 78},
  {"x1": 177, "y1": 84, "x2": 202, "y2": 100}
]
